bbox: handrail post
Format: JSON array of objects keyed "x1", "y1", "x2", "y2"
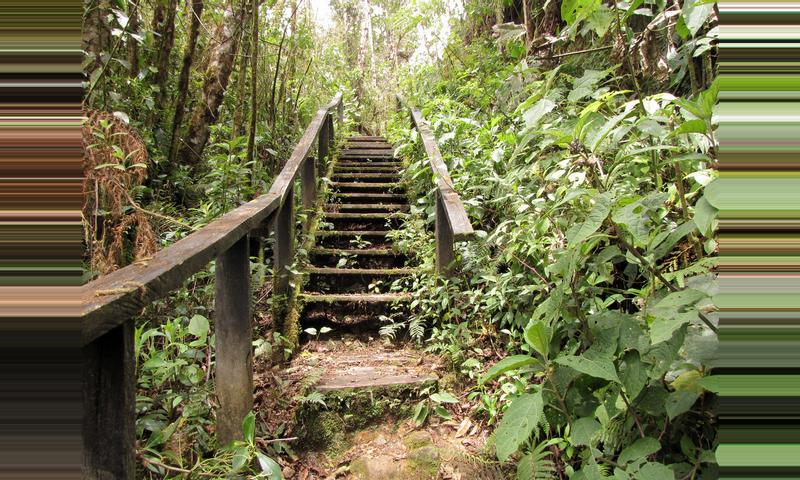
[
  {"x1": 215, "y1": 235, "x2": 253, "y2": 444},
  {"x1": 84, "y1": 321, "x2": 136, "y2": 479},
  {"x1": 274, "y1": 186, "x2": 295, "y2": 297},
  {"x1": 301, "y1": 155, "x2": 317, "y2": 220},
  {"x1": 435, "y1": 191, "x2": 455, "y2": 276},
  {"x1": 329, "y1": 115, "x2": 336, "y2": 151},
  {"x1": 319, "y1": 117, "x2": 330, "y2": 167},
  {"x1": 337, "y1": 100, "x2": 344, "y2": 124}
]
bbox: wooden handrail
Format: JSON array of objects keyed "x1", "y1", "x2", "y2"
[
  {"x1": 80, "y1": 91, "x2": 343, "y2": 344},
  {"x1": 397, "y1": 95, "x2": 474, "y2": 275},
  {"x1": 80, "y1": 92, "x2": 343, "y2": 479}
]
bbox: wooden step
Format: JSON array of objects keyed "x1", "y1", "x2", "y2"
[
  {"x1": 333, "y1": 192, "x2": 406, "y2": 202},
  {"x1": 311, "y1": 247, "x2": 395, "y2": 256},
  {"x1": 346, "y1": 141, "x2": 393, "y2": 149},
  {"x1": 334, "y1": 165, "x2": 401, "y2": 173},
  {"x1": 331, "y1": 181, "x2": 404, "y2": 189},
  {"x1": 300, "y1": 293, "x2": 411, "y2": 303},
  {"x1": 324, "y1": 212, "x2": 406, "y2": 220},
  {"x1": 341, "y1": 150, "x2": 395, "y2": 158},
  {"x1": 348, "y1": 136, "x2": 387, "y2": 141},
  {"x1": 317, "y1": 368, "x2": 437, "y2": 392},
  {"x1": 325, "y1": 203, "x2": 408, "y2": 212},
  {"x1": 316, "y1": 230, "x2": 389, "y2": 237},
  {"x1": 306, "y1": 267, "x2": 416, "y2": 276},
  {"x1": 337, "y1": 161, "x2": 401, "y2": 168},
  {"x1": 332, "y1": 172, "x2": 401, "y2": 180}
]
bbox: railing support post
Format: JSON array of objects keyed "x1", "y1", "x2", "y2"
[
  {"x1": 327, "y1": 114, "x2": 335, "y2": 153},
  {"x1": 337, "y1": 100, "x2": 344, "y2": 124},
  {"x1": 215, "y1": 235, "x2": 253, "y2": 444},
  {"x1": 301, "y1": 156, "x2": 317, "y2": 219},
  {"x1": 274, "y1": 186, "x2": 295, "y2": 297},
  {"x1": 319, "y1": 116, "x2": 330, "y2": 165},
  {"x1": 83, "y1": 322, "x2": 136, "y2": 480},
  {"x1": 435, "y1": 191, "x2": 455, "y2": 277}
]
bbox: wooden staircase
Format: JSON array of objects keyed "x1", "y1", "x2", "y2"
[{"x1": 297, "y1": 135, "x2": 434, "y2": 392}]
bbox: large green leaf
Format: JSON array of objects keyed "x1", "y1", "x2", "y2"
[
  {"x1": 682, "y1": 0, "x2": 714, "y2": 36},
  {"x1": 523, "y1": 99, "x2": 556, "y2": 129},
  {"x1": 561, "y1": 0, "x2": 601, "y2": 25},
  {"x1": 256, "y1": 452, "x2": 284, "y2": 479},
  {"x1": 555, "y1": 355, "x2": 620, "y2": 383},
  {"x1": 188, "y1": 314, "x2": 210, "y2": 340},
  {"x1": 612, "y1": 193, "x2": 668, "y2": 247},
  {"x1": 480, "y1": 355, "x2": 540, "y2": 385},
  {"x1": 666, "y1": 390, "x2": 699, "y2": 420},
  {"x1": 618, "y1": 437, "x2": 661, "y2": 465},
  {"x1": 524, "y1": 320, "x2": 552, "y2": 360},
  {"x1": 496, "y1": 390, "x2": 544, "y2": 461},
  {"x1": 567, "y1": 193, "x2": 612, "y2": 246},
  {"x1": 571, "y1": 417, "x2": 601, "y2": 446},
  {"x1": 693, "y1": 195, "x2": 716, "y2": 237},
  {"x1": 636, "y1": 461, "x2": 674, "y2": 480},
  {"x1": 619, "y1": 351, "x2": 648, "y2": 399}
]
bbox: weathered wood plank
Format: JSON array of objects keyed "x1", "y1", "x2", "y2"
[
  {"x1": 80, "y1": 93, "x2": 343, "y2": 344},
  {"x1": 409, "y1": 107, "x2": 474, "y2": 241},
  {"x1": 301, "y1": 156, "x2": 317, "y2": 214},
  {"x1": 83, "y1": 322, "x2": 135, "y2": 479},
  {"x1": 81, "y1": 192, "x2": 281, "y2": 344},
  {"x1": 215, "y1": 236, "x2": 253, "y2": 444},
  {"x1": 435, "y1": 192, "x2": 455, "y2": 276},
  {"x1": 274, "y1": 185, "x2": 295, "y2": 297}
]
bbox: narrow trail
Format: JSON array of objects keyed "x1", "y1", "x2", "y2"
[{"x1": 256, "y1": 136, "x2": 501, "y2": 479}]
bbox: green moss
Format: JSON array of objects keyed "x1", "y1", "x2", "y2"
[
  {"x1": 297, "y1": 410, "x2": 347, "y2": 454},
  {"x1": 407, "y1": 446, "x2": 440, "y2": 478},
  {"x1": 403, "y1": 430, "x2": 433, "y2": 450}
]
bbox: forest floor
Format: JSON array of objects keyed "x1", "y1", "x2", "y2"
[{"x1": 254, "y1": 334, "x2": 504, "y2": 480}]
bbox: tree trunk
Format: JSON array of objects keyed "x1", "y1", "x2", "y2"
[
  {"x1": 152, "y1": 0, "x2": 179, "y2": 122},
  {"x1": 168, "y1": 0, "x2": 204, "y2": 164},
  {"x1": 232, "y1": 34, "x2": 251, "y2": 138},
  {"x1": 83, "y1": 0, "x2": 112, "y2": 74},
  {"x1": 522, "y1": 0, "x2": 534, "y2": 52},
  {"x1": 246, "y1": 0, "x2": 259, "y2": 165},
  {"x1": 127, "y1": 1, "x2": 140, "y2": 77},
  {"x1": 177, "y1": 0, "x2": 248, "y2": 169}
]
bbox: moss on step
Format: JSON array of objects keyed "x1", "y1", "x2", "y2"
[
  {"x1": 294, "y1": 382, "x2": 431, "y2": 452},
  {"x1": 407, "y1": 446, "x2": 441, "y2": 478}
]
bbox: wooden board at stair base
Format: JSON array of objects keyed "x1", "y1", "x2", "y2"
[
  {"x1": 288, "y1": 340, "x2": 439, "y2": 393},
  {"x1": 317, "y1": 368, "x2": 438, "y2": 392}
]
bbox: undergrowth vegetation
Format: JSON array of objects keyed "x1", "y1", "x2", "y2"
[{"x1": 387, "y1": 1, "x2": 719, "y2": 478}]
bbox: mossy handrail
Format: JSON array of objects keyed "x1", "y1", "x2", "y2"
[
  {"x1": 79, "y1": 92, "x2": 343, "y2": 479},
  {"x1": 396, "y1": 94, "x2": 474, "y2": 275}
]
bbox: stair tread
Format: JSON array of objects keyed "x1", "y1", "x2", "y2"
[
  {"x1": 337, "y1": 161, "x2": 401, "y2": 167},
  {"x1": 333, "y1": 172, "x2": 401, "y2": 178},
  {"x1": 301, "y1": 293, "x2": 412, "y2": 302},
  {"x1": 307, "y1": 266, "x2": 416, "y2": 275},
  {"x1": 332, "y1": 182, "x2": 404, "y2": 188},
  {"x1": 324, "y1": 212, "x2": 406, "y2": 219},
  {"x1": 317, "y1": 370, "x2": 438, "y2": 392},
  {"x1": 325, "y1": 203, "x2": 408, "y2": 211},
  {"x1": 334, "y1": 192, "x2": 405, "y2": 197},
  {"x1": 316, "y1": 230, "x2": 389, "y2": 236},
  {"x1": 311, "y1": 247, "x2": 397, "y2": 255}
]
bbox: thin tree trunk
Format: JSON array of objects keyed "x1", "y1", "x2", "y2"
[
  {"x1": 177, "y1": 0, "x2": 248, "y2": 170},
  {"x1": 522, "y1": 0, "x2": 534, "y2": 52},
  {"x1": 168, "y1": 0, "x2": 204, "y2": 164},
  {"x1": 152, "y1": 0, "x2": 179, "y2": 120},
  {"x1": 246, "y1": 0, "x2": 259, "y2": 165},
  {"x1": 233, "y1": 30, "x2": 251, "y2": 137},
  {"x1": 83, "y1": 0, "x2": 112, "y2": 73},
  {"x1": 127, "y1": 0, "x2": 140, "y2": 77}
]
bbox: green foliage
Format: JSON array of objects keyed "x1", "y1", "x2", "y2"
[{"x1": 389, "y1": 1, "x2": 719, "y2": 476}]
